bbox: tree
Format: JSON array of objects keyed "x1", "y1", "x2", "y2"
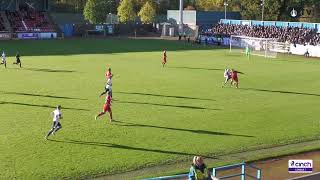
[
  {"x1": 196, "y1": 0, "x2": 224, "y2": 11},
  {"x1": 157, "y1": 0, "x2": 170, "y2": 14},
  {"x1": 83, "y1": 0, "x2": 115, "y2": 24},
  {"x1": 239, "y1": 0, "x2": 260, "y2": 20},
  {"x1": 138, "y1": 1, "x2": 156, "y2": 24},
  {"x1": 168, "y1": 0, "x2": 180, "y2": 10},
  {"x1": 240, "y1": 0, "x2": 281, "y2": 21},
  {"x1": 117, "y1": 0, "x2": 137, "y2": 23},
  {"x1": 263, "y1": 0, "x2": 281, "y2": 21}
]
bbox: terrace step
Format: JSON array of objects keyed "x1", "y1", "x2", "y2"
[
  {"x1": 0, "y1": 11, "x2": 12, "y2": 32},
  {"x1": 44, "y1": 12, "x2": 62, "y2": 36}
]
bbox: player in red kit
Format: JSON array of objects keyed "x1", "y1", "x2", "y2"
[
  {"x1": 231, "y1": 69, "x2": 244, "y2": 88},
  {"x1": 95, "y1": 90, "x2": 113, "y2": 122},
  {"x1": 162, "y1": 50, "x2": 167, "y2": 67},
  {"x1": 105, "y1": 67, "x2": 113, "y2": 80}
]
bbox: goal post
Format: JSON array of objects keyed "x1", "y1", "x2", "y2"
[{"x1": 229, "y1": 35, "x2": 289, "y2": 58}]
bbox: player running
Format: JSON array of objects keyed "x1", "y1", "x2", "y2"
[
  {"x1": 222, "y1": 69, "x2": 232, "y2": 87},
  {"x1": 100, "y1": 77, "x2": 112, "y2": 98},
  {"x1": 106, "y1": 67, "x2": 113, "y2": 80},
  {"x1": 45, "y1": 105, "x2": 63, "y2": 140},
  {"x1": 0, "y1": 51, "x2": 6, "y2": 68},
  {"x1": 231, "y1": 69, "x2": 244, "y2": 88},
  {"x1": 13, "y1": 52, "x2": 22, "y2": 68},
  {"x1": 95, "y1": 90, "x2": 113, "y2": 123},
  {"x1": 162, "y1": 49, "x2": 167, "y2": 67}
]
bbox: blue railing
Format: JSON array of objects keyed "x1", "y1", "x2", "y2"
[
  {"x1": 143, "y1": 162, "x2": 261, "y2": 180},
  {"x1": 212, "y1": 162, "x2": 261, "y2": 180}
]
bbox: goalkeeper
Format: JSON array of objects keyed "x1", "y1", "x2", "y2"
[{"x1": 245, "y1": 45, "x2": 251, "y2": 57}]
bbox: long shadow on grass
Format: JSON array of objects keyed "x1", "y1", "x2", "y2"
[
  {"x1": 114, "y1": 120, "x2": 254, "y2": 138},
  {"x1": 0, "y1": 101, "x2": 89, "y2": 111},
  {"x1": 48, "y1": 139, "x2": 215, "y2": 158},
  {"x1": 117, "y1": 92, "x2": 215, "y2": 101},
  {"x1": 114, "y1": 100, "x2": 221, "y2": 110},
  {"x1": 168, "y1": 66, "x2": 225, "y2": 71},
  {"x1": 0, "y1": 91, "x2": 87, "y2": 100},
  {"x1": 240, "y1": 88, "x2": 320, "y2": 97},
  {"x1": 1, "y1": 38, "x2": 215, "y2": 56},
  {"x1": 23, "y1": 68, "x2": 76, "y2": 73}
]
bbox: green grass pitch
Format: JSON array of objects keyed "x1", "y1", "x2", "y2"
[{"x1": 0, "y1": 39, "x2": 319, "y2": 179}]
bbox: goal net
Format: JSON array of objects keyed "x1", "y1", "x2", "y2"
[{"x1": 229, "y1": 35, "x2": 289, "y2": 58}]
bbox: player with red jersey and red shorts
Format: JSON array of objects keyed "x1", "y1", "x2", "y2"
[
  {"x1": 231, "y1": 69, "x2": 244, "y2": 88},
  {"x1": 162, "y1": 50, "x2": 167, "y2": 67},
  {"x1": 95, "y1": 91, "x2": 113, "y2": 122}
]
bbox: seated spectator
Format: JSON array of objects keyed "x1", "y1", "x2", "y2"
[
  {"x1": 5, "y1": 6, "x2": 54, "y2": 32},
  {"x1": 210, "y1": 23, "x2": 320, "y2": 46},
  {"x1": 189, "y1": 156, "x2": 218, "y2": 180}
]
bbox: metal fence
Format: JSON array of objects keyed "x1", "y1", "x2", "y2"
[{"x1": 143, "y1": 162, "x2": 262, "y2": 180}]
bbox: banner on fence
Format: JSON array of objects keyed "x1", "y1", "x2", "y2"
[
  {"x1": 17, "y1": 32, "x2": 57, "y2": 39},
  {"x1": 0, "y1": 33, "x2": 11, "y2": 40},
  {"x1": 290, "y1": 44, "x2": 320, "y2": 57},
  {"x1": 18, "y1": 33, "x2": 39, "y2": 39},
  {"x1": 39, "y1": 33, "x2": 57, "y2": 39}
]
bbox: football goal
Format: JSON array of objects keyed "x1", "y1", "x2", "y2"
[{"x1": 229, "y1": 35, "x2": 289, "y2": 58}]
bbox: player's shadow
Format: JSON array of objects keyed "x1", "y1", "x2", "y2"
[
  {"x1": 0, "y1": 101, "x2": 89, "y2": 111},
  {"x1": 23, "y1": 68, "x2": 76, "y2": 73},
  {"x1": 0, "y1": 91, "x2": 87, "y2": 100},
  {"x1": 168, "y1": 66, "x2": 225, "y2": 71},
  {"x1": 114, "y1": 100, "x2": 221, "y2": 110},
  {"x1": 48, "y1": 139, "x2": 215, "y2": 159},
  {"x1": 113, "y1": 120, "x2": 254, "y2": 138},
  {"x1": 240, "y1": 88, "x2": 320, "y2": 97},
  {"x1": 117, "y1": 91, "x2": 215, "y2": 101}
]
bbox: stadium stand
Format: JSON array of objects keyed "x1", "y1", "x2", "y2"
[
  {"x1": 6, "y1": 11, "x2": 26, "y2": 32},
  {"x1": 5, "y1": 6, "x2": 54, "y2": 32},
  {"x1": 211, "y1": 23, "x2": 320, "y2": 46},
  {"x1": 0, "y1": 16, "x2": 6, "y2": 31}
]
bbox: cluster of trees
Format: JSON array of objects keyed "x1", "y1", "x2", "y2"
[
  {"x1": 53, "y1": 0, "x2": 320, "y2": 23},
  {"x1": 83, "y1": 0, "x2": 157, "y2": 24},
  {"x1": 232, "y1": 0, "x2": 319, "y2": 22},
  {"x1": 195, "y1": 0, "x2": 319, "y2": 22}
]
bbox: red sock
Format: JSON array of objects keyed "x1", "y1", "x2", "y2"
[
  {"x1": 98, "y1": 112, "x2": 105, "y2": 117},
  {"x1": 109, "y1": 111, "x2": 113, "y2": 120}
]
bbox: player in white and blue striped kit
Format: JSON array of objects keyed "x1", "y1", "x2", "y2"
[
  {"x1": 45, "y1": 105, "x2": 63, "y2": 140},
  {"x1": 0, "y1": 51, "x2": 6, "y2": 68},
  {"x1": 100, "y1": 77, "x2": 112, "y2": 98}
]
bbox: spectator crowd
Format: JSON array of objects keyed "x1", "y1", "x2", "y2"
[
  {"x1": 0, "y1": 16, "x2": 6, "y2": 31},
  {"x1": 5, "y1": 5, "x2": 54, "y2": 32},
  {"x1": 211, "y1": 23, "x2": 320, "y2": 46}
]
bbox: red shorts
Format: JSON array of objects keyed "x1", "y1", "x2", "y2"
[
  {"x1": 232, "y1": 77, "x2": 238, "y2": 82},
  {"x1": 103, "y1": 104, "x2": 111, "y2": 112}
]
